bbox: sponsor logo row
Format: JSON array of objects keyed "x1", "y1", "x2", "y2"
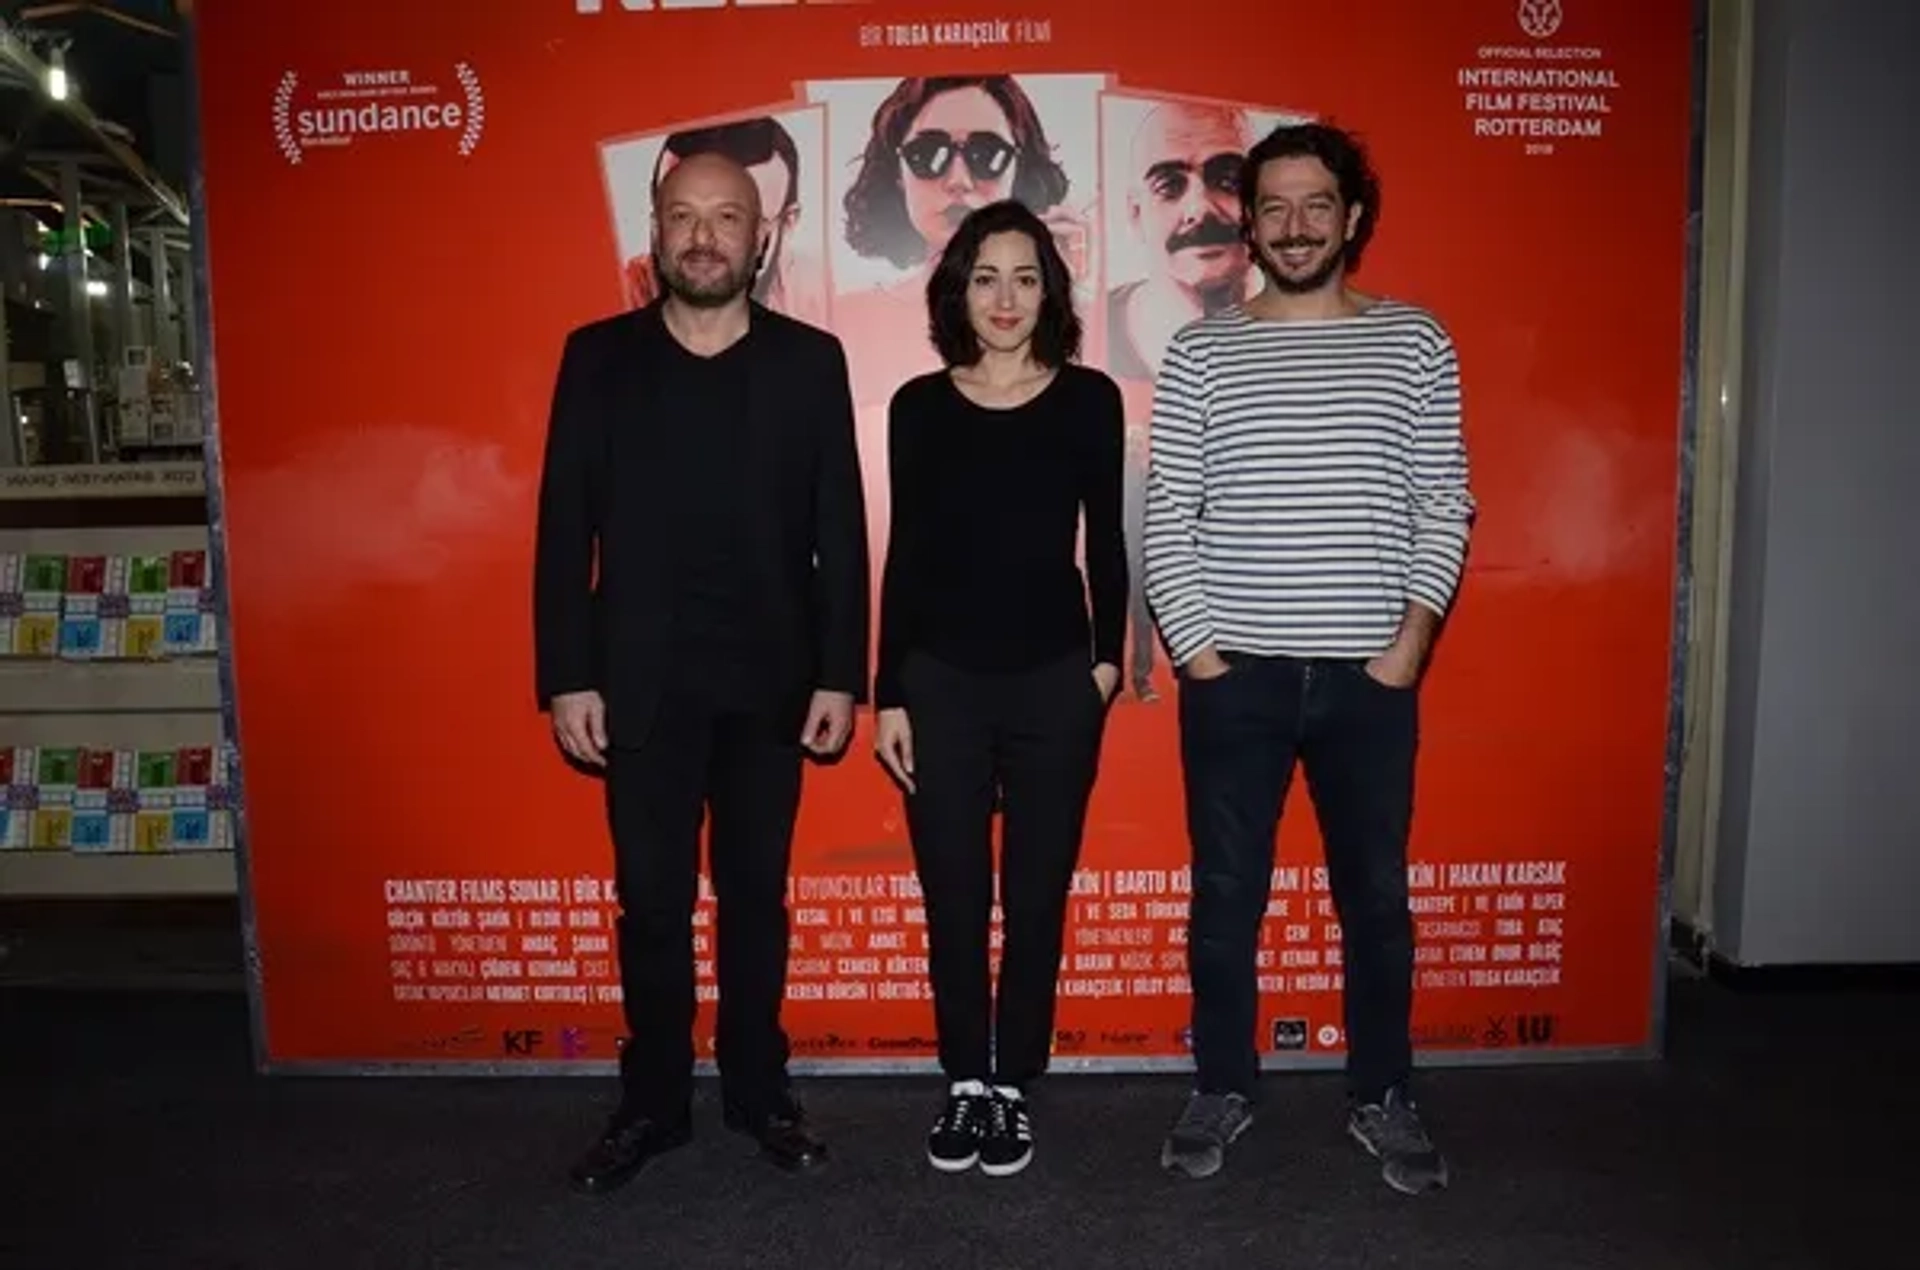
[{"x1": 419, "y1": 1013, "x2": 1560, "y2": 1059}]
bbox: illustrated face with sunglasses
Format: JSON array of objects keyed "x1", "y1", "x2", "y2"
[
  {"x1": 1127, "y1": 105, "x2": 1255, "y2": 294},
  {"x1": 896, "y1": 86, "x2": 1020, "y2": 259}
]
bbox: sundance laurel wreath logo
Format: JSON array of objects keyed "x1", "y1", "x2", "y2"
[{"x1": 272, "y1": 63, "x2": 485, "y2": 165}]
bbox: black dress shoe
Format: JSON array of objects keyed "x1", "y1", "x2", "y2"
[
  {"x1": 568, "y1": 1112, "x2": 693, "y2": 1195},
  {"x1": 723, "y1": 1099, "x2": 829, "y2": 1172}
]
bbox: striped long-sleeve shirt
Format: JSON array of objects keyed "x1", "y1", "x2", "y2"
[{"x1": 1141, "y1": 300, "x2": 1475, "y2": 666}]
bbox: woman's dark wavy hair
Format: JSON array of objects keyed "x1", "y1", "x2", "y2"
[
  {"x1": 1237, "y1": 121, "x2": 1382, "y2": 272},
  {"x1": 925, "y1": 199, "x2": 1082, "y2": 369},
  {"x1": 844, "y1": 76, "x2": 1072, "y2": 271}
]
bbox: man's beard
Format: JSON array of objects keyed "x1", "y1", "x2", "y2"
[
  {"x1": 1254, "y1": 237, "x2": 1343, "y2": 296},
  {"x1": 656, "y1": 247, "x2": 756, "y2": 308}
]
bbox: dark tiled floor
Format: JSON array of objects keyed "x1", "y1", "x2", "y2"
[
  {"x1": 0, "y1": 923, "x2": 1910, "y2": 1269},
  {"x1": 0, "y1": 915, "x2": 243, "y2": 991}
]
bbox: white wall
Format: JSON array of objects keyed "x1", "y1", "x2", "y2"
[{"x1": 1712, "y1": 0, "x2": 1920, "y2": 965}]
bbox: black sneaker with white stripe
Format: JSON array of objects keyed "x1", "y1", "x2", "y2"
[
  {"x1": 926, "y1": 1080, "x2": 992, "y2": 1172},
  {"x1": 978, "y1": 1087, "x2": 1034, "y2": 1177}
]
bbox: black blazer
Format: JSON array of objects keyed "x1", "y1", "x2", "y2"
[{"x1": 532, "y1": 300, "x2": 870, "y2": 745}]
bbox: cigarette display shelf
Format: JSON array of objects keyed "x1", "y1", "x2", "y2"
[{"x1": 0, "y1": 463, "x2": 235, "y2": 899}]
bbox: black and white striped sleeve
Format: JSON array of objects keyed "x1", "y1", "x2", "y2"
[
  {"x1": 1141, "y1": 325, "x2": 1215, "y2": 667},
  {"x1": 1407, "y1": 324, "x2": 1475, "y2": 618}
]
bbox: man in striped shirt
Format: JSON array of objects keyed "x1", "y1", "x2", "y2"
[{"x1": 1143, "y1": 121, "x2": 1474, "y2": 1195}]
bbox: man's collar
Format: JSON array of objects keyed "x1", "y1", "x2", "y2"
[{"x1": 644, "y1": 294, "x2": 766, "y2": 354}]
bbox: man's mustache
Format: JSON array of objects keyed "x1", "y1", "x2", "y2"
[
  {"x1": 1267, "y1": 236, "x2": 1327, "y2": 252},
  {"x1": 1167, "y1": 217, "x2": 1242, "y2": 255}
]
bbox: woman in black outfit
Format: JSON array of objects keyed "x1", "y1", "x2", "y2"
[{"x1": 872, "y1": 198, "x2": 1128, "y2": 1177}]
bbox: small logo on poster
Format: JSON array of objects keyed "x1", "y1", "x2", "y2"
[
  {"x1": 1411, "y1": 1021, "x2": 1479, "y2": 1047},
  {"x1": 420, "y1": 1024, "x2": 484, "y2": 1054},
  {"x1": 559, "y1": 1026, "x2": 589, "y2": 1058},
  {"x1": 1315, "y1": 1024, "x2": 1343, "y2": 1049},
  {"x1": 866, "y1": 1035, "x2": 939, "y2": 1051},
  {"x1": 1518, "y1": 0, "x2": 1564, "y2": 41},
  {"x1": 1270, "y1": 1018, "x2": 1309, "y2": 1051},
  {"x1": 1515, "y1": 1013, "x2": 1558, "y2": 1046},
  {"x1": 792, "y1": 1033, "x2": 859, "y2": 1053},
  {"x1": 1483, "y1": 1014, "x2": 1557, "y2": 1046},
  {"x1": 272, "y1": 64, "x2": 485, "y2": 166},
  {"x1": 501, "y1": 1028, "x2": 544, "y2": 1055}
]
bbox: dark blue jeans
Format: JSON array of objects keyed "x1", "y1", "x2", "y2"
[{"x1": 1178, "y1": 653, "x2": 1418, "y2": 1104}]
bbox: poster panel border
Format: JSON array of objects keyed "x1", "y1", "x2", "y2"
[
  {"x1": 181, "y1": 1, "x2": 1714, "y2": 1079},
  {"x1": 181, "y1": 13, "x2": 274, "y2": 1077},
  {"x1": 258, "y1": 1044, "x2": 1663, "y2": 1080},
  {"x1": 1645, "y1": 0, "x2": 1714, "y2": 1067}
]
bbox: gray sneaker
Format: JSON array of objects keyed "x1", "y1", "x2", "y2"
[
  {"x1": 1160, "y1": 1091, "x2": 1253, "y2": 1179},
  {"x1": 1348, "y1": 1087, "x2": 1449, "y2": 1194}
]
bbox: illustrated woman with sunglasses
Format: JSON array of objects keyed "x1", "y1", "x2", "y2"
[
  {"x1": 871, "y1": 200, "x2": 1127, "y2": 1179},
  {"x1": 834, "y1": 76, "x2": 1086, "y2": 410},
  {"x1": 844, "y1": 76, "x2": 1074, "y2": 271}
]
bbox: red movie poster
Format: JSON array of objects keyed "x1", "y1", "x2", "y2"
[{"x1": 193, "y1": 0, "x2": 1694, "y2": 1068}]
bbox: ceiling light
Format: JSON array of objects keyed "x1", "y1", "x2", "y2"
[{"x1": 47, "y1": 46, "x2": 69, "y2": 102}]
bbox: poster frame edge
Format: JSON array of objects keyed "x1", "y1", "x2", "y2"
[
  {"x1": 254, "y1": 1043, "x2": 1661, "y2": 1079},
  {"x1": 182, "y1": 3, "x2": 1711, "y2": 1080},
  {"x1": 180, "y1": 10, "x2": 274, "y2": 1079},
  {"x1": 1646, "y1": 0, "x2": 1715, "y2": 1069}
]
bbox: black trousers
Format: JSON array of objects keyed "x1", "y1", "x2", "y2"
[
  {"x1": 604, "y1": 687, "x2": 803, "y2": 1123},
  {"x1": 900, "y1": 651, "x2": 1107, "y2": 1089},
  {"x1": 1178, "y1": 654, "x2": 1419, "y2": 1104}
]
